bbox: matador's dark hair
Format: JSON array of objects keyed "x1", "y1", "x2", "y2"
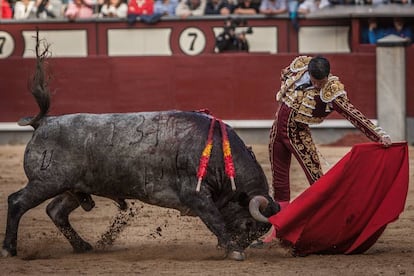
[{"x1": 308, "y1": 56, "x2": 330, "y2": 80}]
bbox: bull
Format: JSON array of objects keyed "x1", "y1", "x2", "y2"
[{"x1": 1, "y1": 38, "x2": 279, "y2": 261}]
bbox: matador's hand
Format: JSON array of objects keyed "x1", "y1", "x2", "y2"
[{"x1": 380, "y1": 135, "x2": 392, "y2": 147}]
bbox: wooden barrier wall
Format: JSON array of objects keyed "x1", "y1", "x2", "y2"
[{"x1": 0, "y1": 8, "x2": 413, "y2": 123}]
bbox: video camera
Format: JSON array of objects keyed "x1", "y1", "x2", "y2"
[
  {"x1": 223, "y1": 17, "x2": 253, "y2": 36},
  {"x1": 215, "y1": 17, "x2": 253, "y2": 53}
]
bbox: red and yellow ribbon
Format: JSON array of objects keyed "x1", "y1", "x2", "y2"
[
  {"x1": 196, "y1": 117, "x2": 216, "y2": 192},
  {"x1": 196, "y1": 113, "x2": 236, "y2": 192},
  {"x1": 219, "y1": 119, "x2": 236, "y2": 191}
]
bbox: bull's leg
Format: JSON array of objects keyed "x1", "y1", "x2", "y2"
[
  {"x1": 184, "y1": 197, "x2": 246, "y2": 260},
  {"x1": 46, "y1": 192, "x2": 93, "y2": 253},
  {"x1": 2, "y1": 180, "x2": 64, "y2": 257},
  {"x1": 180, "y1": 192, "x2": 240, "y2": 257}
]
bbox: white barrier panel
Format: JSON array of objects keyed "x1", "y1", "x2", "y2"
[
  {"x1": 298, "y1": 26, "x2": 350, "y2": 54},
  {"x1": 108, "y1": 29, "x2": 173, "y2": 56},
  {"x1": 23, "y1": 30, "x2": 88, "y2": 58}
]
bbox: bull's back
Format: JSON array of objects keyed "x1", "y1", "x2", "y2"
[{"x1": 23, "y1": 111, "x2": 208, "y2": 195}]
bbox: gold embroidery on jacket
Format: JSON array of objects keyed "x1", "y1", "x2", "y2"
[
  {"x1": 333, "y1": 96, "x2": 381, "y2": 142},
  {"x1": 321, "y1": 76, "x2": 346, "y2": 103},
  {"x1": 294, "y1": 114, "x2": 325, "y2": 124},
  {"x1": 277, "y1": 56, "x2": 311, "y2": 101},
  {"x1": 269, "y1": 112, "x2": 279, "y2": 172},
  {"x1": 290, "y1": 56, "x2": 312, "y2": 72},
  {"x1": 282, "y1": 86, "x2": 327, "y2": 124},
  {"x1": 297, "y1": 89, "x2": 318, "y2": 117},
  {"x1": 287, "y1": 111, "x2": 323, "y2": 182}
]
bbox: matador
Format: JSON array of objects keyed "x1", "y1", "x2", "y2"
[{"x1": 270, "y1": 55, "x2": 392, "y2": 207}]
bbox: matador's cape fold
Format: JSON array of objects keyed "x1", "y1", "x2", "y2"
[{"x1": 269, "y1": 142, "x2": 409, "y2": 255}]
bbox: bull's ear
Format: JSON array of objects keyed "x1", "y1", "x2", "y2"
[{"x1": 237, "y1": 192, "x2": 249, "y2": 207}]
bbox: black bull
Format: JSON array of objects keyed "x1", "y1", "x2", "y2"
[{"x1": 1, "y1": 49, "x2": 279, "y2": 262}]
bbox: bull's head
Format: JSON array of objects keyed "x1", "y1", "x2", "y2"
[{"x1": 219, "y1": 193, "x2": 280, "y2": 259}]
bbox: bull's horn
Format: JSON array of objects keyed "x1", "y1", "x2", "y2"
[{"x1": 249, "y1": 195, "x2": 269, "y2": 223}]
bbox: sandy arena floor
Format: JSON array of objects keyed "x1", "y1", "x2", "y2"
[{"x1": 0, "y1": 139, "x2": 413, "y2": 275}]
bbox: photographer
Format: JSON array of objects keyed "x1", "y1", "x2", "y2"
[{"x1": 215, "y1": 17, "x2": 252, "y2": 53}]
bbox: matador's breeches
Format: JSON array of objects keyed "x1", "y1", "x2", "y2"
[{"x1": 269, "y1": 104, "x2": 323, "y2": 202}]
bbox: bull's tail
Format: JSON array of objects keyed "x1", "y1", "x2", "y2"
[{"x1": 18, "y1": 29, "x2": 51, "y2": 129}]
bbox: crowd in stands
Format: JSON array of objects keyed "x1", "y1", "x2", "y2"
[
  {"x1": 0, "y1": 0, "x2": 412, "y2": 21},
  {"x1": 0, "y1": 0, "x2": 413, "y2": 45},
  {"x1": 362, "y1": 17, "x2": 413, "y2": 44}
]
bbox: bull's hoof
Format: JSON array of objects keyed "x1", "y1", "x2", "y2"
[
  {"x1": 228, "y1": 250, "x2": 246, "y2": 261},
  {"x1": 80, "y1": 199, "x2": 95, "y2": 212},
  {"x1": 75, "y1": 193, "x2": 95, "y2": 212},
  {"x1": 1, "y1": 248, "x2": 16, "y2": 257},
  {"x1": 116, "y1": 199, "x2": 127, "y2": 211}
]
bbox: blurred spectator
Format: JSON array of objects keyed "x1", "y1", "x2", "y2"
[
  {"x1": 14, "y1": 0, "x2": 56, "y2": 19},
  {"x1": 13, "y1": 0, "x2": 36, "y2": 19},
  {"x1": 128, "y1": 0, "x2": 163, "y2": 24},
  {"x1": 204, "y1": 0, "x2": 231, "y2": 15},
  {"x1": 94, "y1": 0, "x2": 105, "y2": 13},
  {"x1": 259, "y1": 0, "x2": 287, "y2": 15},
  {"x1": 233, "y1": 0, "x2": 259, "y2": 15},
  {"x1": 226, "y1": 0, "x2": 237, "y2": 12},
  {"x1": 35, "y1": 0, "x2": 57, "y2": 18},
  {"x1": 328, "y1": 0, "x2": 353, "y2": 4},
  {"x1": 365, "y1": 18, "x2": 387, "y2": 44},
  {"x1": 361, "y1": 17, "x2": 380, "y2": 43},
  {"x1": 64, "y1": 0, "x2": 94, "y2": 19},
  {"x1": 99, "y1": 0, "x2": 127, "y2": 17},
  {"x1": 16, "y1": 0, "x2": 63, "y2": 17},
  {"x1": 362, "y1": 0, "x2": 382, "y2": 4},
  {"x1": 1, "y1": 0, "x2": 13, "y2": 18},
  {"x1": 175, "y1": 0, "x2": 206, "y2": 18},
  {"x1": 387, "y1": 17, "x2": 413, "y2": 42},
  {"x1": 154, "y1": 0, "x2": 178, "y2": 15},
  {"x1": 297, "y1": 0, "x2": 314, "y2": 14},
  {"x1": 128, "y1": 0, "x2": 153, "y2": 15},
  {"x1": 297, "y1": 0, "x2": 329, "y2": 14},
  {"x1": 367, "y1": 17, "x2": 413, "y2": 44},
  {"x1": 389, "y1": 0, "x2": 411, "y2": 3},
  {"x1": 48, "y1": 0, "x2": 65, "y2": 18},
  {"x1": 287, "y1": 0, "x2": 299, "y2": 26}
]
